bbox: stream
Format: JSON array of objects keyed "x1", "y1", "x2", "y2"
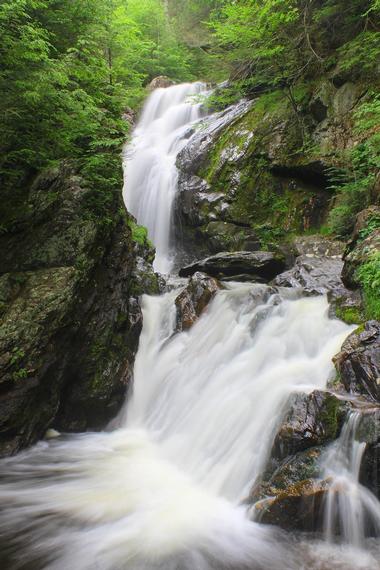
[{"x1": 0, "y1": 84, "x2": 379, "y2": 570}]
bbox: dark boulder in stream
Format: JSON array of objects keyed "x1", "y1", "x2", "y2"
[
  {"x1": 179, "y1": 251, "x2": 286, "y2": 282},
  {"x1": 254, "y1": 477, "x2": 329, "y2": 532},
  {"x1": 175, "y1": 272, "x2": 220, "y2": 331}
]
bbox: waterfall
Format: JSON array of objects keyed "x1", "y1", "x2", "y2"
[
  {"x1": 0, "y1": 285, "x2": 354, "y2": 570},
  {"x1": 0, "y1": 83, "x2": 378, "y2": 570},
  {"x1": 323, "y1": 411, "x2": 380, "y2": 547},
  {"x1": 123, "y1": 82, "x2": 206, "y2": 274}
]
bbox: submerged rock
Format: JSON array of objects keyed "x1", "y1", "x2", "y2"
[
  {"x1": 334, "y1": 321, "x2": 380, "y2": 403},
  {"x1": 179, "y1": 251, "x2": 286, "y2": 282},
  {"x1": 175, "y1": 272, "x2": 220, "y2": 331}
]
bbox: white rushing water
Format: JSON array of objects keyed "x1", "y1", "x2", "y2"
[
  {"x1": 123, "y1": 82, "x2": 206, "y2": 274},
  {"x1": 0, "y1": 83, "x2": 378, "y2": 570},
  {"x1": 0, "y1": 285, "x2": 354, "y2": 570},
  {"x1": 323, "y1": 411, "x2": 380, "y2": 547}
]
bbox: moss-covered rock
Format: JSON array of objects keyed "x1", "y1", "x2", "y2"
[
  {"x1": 253, "y1": 477, "x2": 329, "y2": 532},
  {"x1": 0, "y1": 164, "x2": 156, "y2": 456},
  {"x1": 175, "y1": 79, "x2": 370, "y2": 261}
]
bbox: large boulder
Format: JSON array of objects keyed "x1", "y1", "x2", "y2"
[
  {"x1": 249, "y1": 389, "x2": 351, "y2": 532},
  {"x1": 0, "y1": 164, "x2": 157, "y2": 456},
  {"x1": 179, "y1": 251, "x2": 286, "y2": 282},
  {"x1": 334, "y1": 321, "x2": 380, "y2": 403},
  {"x1": 175, "y1": 272, "x2": 220, "y2": 331},
  {"x1": 273, "y1": 255, "x2": 346, "y2": 296}
]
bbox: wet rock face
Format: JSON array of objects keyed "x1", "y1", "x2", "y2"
[
  {"x1": 272, "y1": 391, "x2": 348, "y2": 461},
  {"x1": 249, "y1": 389, "x2": 351, "y2": 532},
  {"x1": 360, "y1": 410, "x2": 380, "y2": 498},
  {"x1": 251, "y1": 429, "x2": 328, "y2": 532},
  {"x1": 0, "y1": 164, "x2": 155, "y2": 456},
  {"x1": 334, "y1": 321, "x2": 380, "y2": 403},
  {"x1": 175, "y1": 272, "x2": 220, "y2": 332},
  {"x1": 179, "y1": 251, "x2": 286, "y2": 282}
]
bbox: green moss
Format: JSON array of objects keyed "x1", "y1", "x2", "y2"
[
  {"x1": 356, "y1": 251, "x2": 380, "y2": 320},
  {"x1": 128, "y1": 220, "x2": 153, "y2": 248},
  {"x1": 358, "y1": 214, "x2": 380, "y2": 241},
  {"x1": 335, "y1": 305, "x2": 363, "y2": 325},
  {"x1": 319, "y1": 393, "x2": 340, "y2": 439},
  {"x1": 354, "y1": 324, "x2": 366, "y2": 335}
]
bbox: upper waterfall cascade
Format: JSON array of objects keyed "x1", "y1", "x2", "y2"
[
  {"x1": 123, "y1": 82, "x2": 206, "y2": 274},
  {"x1": 0, "y1": 84, "x2": 379, "y2": 570}
]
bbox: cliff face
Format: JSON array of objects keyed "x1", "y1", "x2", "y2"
[
  {"x1": 0, "y1": 164, "x2": 158, "y2": 457},
  {"x1": 174, "y1": 79, "x2": 372, "y2": 261}
]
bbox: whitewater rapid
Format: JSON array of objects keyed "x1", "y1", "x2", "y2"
[
  {"x1": 0, "y1": 83, "x2": 379, "y2": 570},
  {"x1": 0, "y1": 285, "x2": 355, "y2": 570}
]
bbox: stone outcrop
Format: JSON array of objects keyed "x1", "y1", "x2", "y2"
[
  {"x1": 334, "y1": 321, "x2": 380, "y2": 403},
  {"x1": 0, "y1": 164, "x2": 158, "y2": 456},
  {"x1": 175, "y1": 272, "x2": 220, "y2": 331},
  {"x1": 179, "y1": 251, "x2": 286, "y2": 282}
]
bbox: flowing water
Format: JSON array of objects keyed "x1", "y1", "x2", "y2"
[
  {"x1": 323, "y1": 411, "x2": 380, "y2": 547},
  {"x1": 123, "y1": 82, "x2": 206, "y2": 274},
  {"x1": 0, "y1": 83, "x2": 379, "y2": 570}
]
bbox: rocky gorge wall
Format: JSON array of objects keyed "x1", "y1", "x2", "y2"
[
  {"x1": 0, "y1": 163, "x2": 158, "y2": 457},
  {"x1": 174, "y1": 78, "x2": 377, "y2": 261}
]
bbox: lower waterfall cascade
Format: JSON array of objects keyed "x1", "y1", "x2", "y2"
[{"x1": 0, "y1": 83, "x2": 380, "y2": 570}]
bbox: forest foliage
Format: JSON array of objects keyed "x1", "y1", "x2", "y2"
[
  {"x1": 0, "y1": 0, "x2": 202, "y2": 227},
  {"x1": 1, "y1": 0, "x2": 379, "y2": 233}
]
